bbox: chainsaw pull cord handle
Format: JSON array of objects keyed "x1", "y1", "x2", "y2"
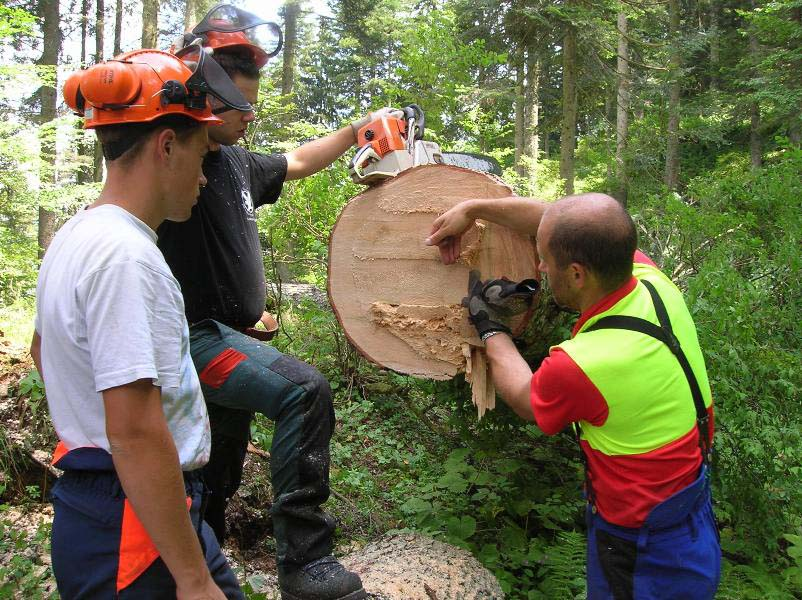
[{"x1": 403, "y1": 104, "x2": 425, "y2": 141}]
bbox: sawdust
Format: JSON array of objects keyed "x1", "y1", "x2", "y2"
[{"x1": 369, "y1": 303, "x2": 480, "y2": 368}]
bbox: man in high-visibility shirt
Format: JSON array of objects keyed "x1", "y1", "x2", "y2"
[{"x1": 427, "y1": 193, "x2": 720, "y2": 599}]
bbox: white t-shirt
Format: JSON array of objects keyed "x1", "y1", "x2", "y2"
[{"x1": 35, "y1": 205, "x2": 210, "y2": 471}]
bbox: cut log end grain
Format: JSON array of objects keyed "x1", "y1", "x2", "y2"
[{"x1": 328, "y1": 164, "x2": 540, "y2": 400}]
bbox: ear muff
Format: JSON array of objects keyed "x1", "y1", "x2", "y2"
[
  {"x1": 63, "y1": 70, "x2": 86, "y2": 115},
  {"x1": 80, "y1": 61, "x2": 142, "y2": 108}
]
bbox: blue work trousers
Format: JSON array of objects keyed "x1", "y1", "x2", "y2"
[
  {"x1": 50, "y1": 469, "x2": 243, "y2": 599},
  {"x1": 586, "y1": 467, "x2": 721, "y2": 599}
]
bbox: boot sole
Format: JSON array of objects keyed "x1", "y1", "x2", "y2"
[{"x1": 280, "y1": 588, "x2": 367, "y2": 600}]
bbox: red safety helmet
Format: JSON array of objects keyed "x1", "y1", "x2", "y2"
[
  {"x1": 174, "y1": 4, "x2": 282, "y2": 69},
  {"x1": 63, "y1": 46, "x2": 252, "y2": 128}
]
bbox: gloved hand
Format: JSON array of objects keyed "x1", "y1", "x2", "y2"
[
  {"x1": 350, "y1": 107, "x2": 404, "y2": 142},
  {"x1": 462, "y1": 270, "x2": 540, "y2": 340}
]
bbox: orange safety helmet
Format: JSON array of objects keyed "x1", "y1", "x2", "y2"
[
  {"x1": 63, "y1": 47, "x2": 251, "y2": 128},
  {"x1": 175, "y1": 4, "x2": 282, "y2": 69}
]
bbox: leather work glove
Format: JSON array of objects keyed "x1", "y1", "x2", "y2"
[
  {"x1": 462, "y1": 270, "x2": 540, "y2": 340},
  {"x1": 350, "y1": 107, "x2": 404, "y2": 141}
]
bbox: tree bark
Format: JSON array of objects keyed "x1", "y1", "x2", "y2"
[
  {"x1": 525, "y1": 51, "x2": 540, "y2": 190},
  {"x1": 37, "y1": 0, "x2": 61, "y2": 258},
  {"x1": 76, "y1": 0, "x2": 94, "y2": 185},
  {"x1": 113, "y1": 0, "x2": 122, "y2": 55},
  {"x1": 560, "y1": 18, "x2": 577, "y2": 195},
  {"x1": 282, "y1": 0, "x2": 301, "y2": 97},
  {"x1": 709, "y1": 0, "x2": 720, "y2": 91},
  {"x1": 541, "y1": 57, "x2": 550, "y2": 158},
  {"x1": 615, "y1": 10, "x2": 630, "y2": 206},
  {"x1": 749, "y1": 6, "x2": 762, "y2": 169},
  {"x1": 94, "y1": 0, "x2": 105, "y2": 181},
  {"x1": 184, "y1": 0, "x2": 198, "y2": 32},
  {"x1": 788, "y1": 5, "x2": 801, "y2": 145},
  {"x1": 664, "y1": 0, "x2": 681, "y2": 191},
  {"x1": 514, "y1": 51, "x2": 525, "y2": 178},
  {"x1": 141, "y1": 0, "x2": 159, "y2": 47},
  {"x1": 80, "y1": 0, "x2": 89, "y2": 66}
]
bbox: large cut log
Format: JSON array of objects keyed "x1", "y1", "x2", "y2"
[{"x1": 328, "y1": 164, "x2": 540, "y2": 389}]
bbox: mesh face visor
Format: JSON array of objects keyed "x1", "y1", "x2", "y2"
[
  {"x1": 193, "y1": 4, "x2": 283, "y2": 59},
  {"x1": 177, "y1": 42, "x2": 253, "y2": 113}
]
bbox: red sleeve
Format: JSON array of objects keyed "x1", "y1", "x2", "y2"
[
  {"x1": 634, "y1": 249, "x2": 657, "y2": 267},
  {"x1": 530, "y1": 349, "x2": 609, "y2": 435}
]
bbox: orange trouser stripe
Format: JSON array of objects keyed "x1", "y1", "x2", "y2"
[{"x1": 116, "y1": 496, "x2": 192, "y2": 592}]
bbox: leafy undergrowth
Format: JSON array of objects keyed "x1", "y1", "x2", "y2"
[{"x1": 2, "y1": 152, "x2": 802, "y2": 597}]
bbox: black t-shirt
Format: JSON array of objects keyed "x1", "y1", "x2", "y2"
[{"x1": 157, "y1": 146, "x2": 287, "y2": 328}]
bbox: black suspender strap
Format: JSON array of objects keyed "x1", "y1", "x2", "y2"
[{"x1": 582, "y1": 279, "x2": 711, "y2": 465}]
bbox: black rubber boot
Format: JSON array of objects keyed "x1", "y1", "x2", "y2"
[{"x1": 278, "y1": 556, "x2": 366, "y2": 600}]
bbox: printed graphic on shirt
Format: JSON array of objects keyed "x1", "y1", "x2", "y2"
[{"x1": 241, "y1": 186, "x2": 254, "y2": 217}]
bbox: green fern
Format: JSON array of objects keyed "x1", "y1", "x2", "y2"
[
  {"x1": 536, "y1": 530, "x2": 587, "y2": 599},
  {"x1": 717, "y1": 559, "x2": 797, "y2": 600}
]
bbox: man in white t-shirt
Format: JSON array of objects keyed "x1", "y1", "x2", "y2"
[{"x1": 31, "y1": 48, "x2": 253, "y2": 599}]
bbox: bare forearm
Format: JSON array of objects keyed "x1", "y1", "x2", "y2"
[
  {"x1": 464, "y1": 197, "x2": 549, "y2": 236},
  {"x1": 284, "y1": 125, "x2": 355, "y2": 180},
  {"x1": 484, "y1": 334, "x2": 534, "y2": 421},
  {"x1": 104, "y1": 384, "x2": 212, "y2": 592},
  {"x1": 30, "y1": 331, "x2": 43, "y2": 380}
]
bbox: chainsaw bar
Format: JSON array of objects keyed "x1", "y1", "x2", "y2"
[{"x1": 439, "y1": 152, "x2": 502, "y2": 176}]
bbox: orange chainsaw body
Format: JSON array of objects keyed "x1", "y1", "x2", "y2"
[{"x1": 357, "y1": 116, "x2": 408, "y2": 158}]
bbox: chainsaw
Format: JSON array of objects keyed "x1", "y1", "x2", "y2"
[{"x1": 348, "y1": 104, "x2": 501, "y2": 185}]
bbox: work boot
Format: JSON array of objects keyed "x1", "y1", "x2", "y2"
[{"x1": 278, "y1": 555, "x2": 367, "y2": 600}]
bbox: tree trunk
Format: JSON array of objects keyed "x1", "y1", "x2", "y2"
[
  {"x1": 95, "y1": 0, "x2": 104, "y2": 61},
  {"x1": 790, "y1": 6, "x2": 802, "y2": 145},
  {"x1": 94, "y1": 0, "x2": 105, "y2": 181},
  {"x1": 37, "y1": 0, "x2": 61, "y2": 258},
  {"x1": 514, "y1": 52, "x2": 525, "y2": 178},
  {"x1": 664, "y1": 0, "x2": 681, "y2": 191},
  {"x1": 615, "y1": 10, "x2": 630, "y2": 206},
  {"x1": 184, "y1": 0, "x2": 198, "y2": 32},
  {"x1": 749, "y1": 7, "x2": 762, "y2": 169},
  {"x1": 76, "y1": 0, "x2": 94, "y2": 185},
  {"x1": 282, "y1": 0, "x2": 301, "y2": 97},
  {"x1": 141, "y1": 0, "x2": 159, "y2": 47},
  {"x1": 525, "y1": 51, "x2": 540, "y2": 190},
  {"x1": 709, "y1": 0, "x2": 720, "y2": 91},
  {"x1": 113, "y1": 0, "x2": 122, "y2": 55},
  {"x1": 541, "y1": 58, "x2": 550, "y2": 158},
  {"x1": 560, "y1": 19, "x2": 577, "y2": 195},
  {"x1": 80, "y1": 0, "x2": 89, "y2": 66}
]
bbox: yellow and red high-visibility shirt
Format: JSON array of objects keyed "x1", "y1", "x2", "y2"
[{"x1": 530, "y1": 251, "x2": 714, "y2": 528}]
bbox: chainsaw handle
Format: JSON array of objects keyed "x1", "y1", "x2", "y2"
[{"x1": 403, "y1": 104, "x2": 424, "y2": 141}]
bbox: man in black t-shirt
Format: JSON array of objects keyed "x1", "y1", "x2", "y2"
[{"x1": 158, "y1": 19, "x2": 396, "y2": 600}]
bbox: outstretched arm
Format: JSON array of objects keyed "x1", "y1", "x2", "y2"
[
  {"x1": 484, "y1": 333, "x2": 535, "y2": 421},
  {"x1": 284, "y1": 108, "x2": 400, "y2": 181},
  {"x1": 283, "y1": 125, "x2": 355, "y2": 181},
  {"x1": 425, "y1": 197, "x2": 549, "y2": 264}
]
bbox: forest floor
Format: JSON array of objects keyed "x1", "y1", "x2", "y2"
[{"x1": 0, "y1": 339, "x2": 389, "y2": 599}]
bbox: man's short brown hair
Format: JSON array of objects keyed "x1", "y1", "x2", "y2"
[
  {"x1": 547, "y1": 196, "x2": 637, "y2": 291},
  {"x1": 95, "y1": 114, "x2": 202, "y2": 164},
  {"x1": 212, "y1": 49, "x2": 261, "y2": 80}
]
